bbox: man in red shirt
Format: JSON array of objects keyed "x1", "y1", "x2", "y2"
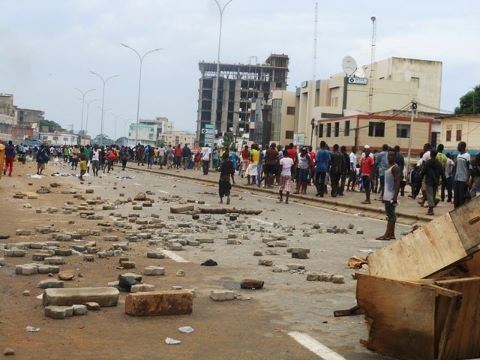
[{"x1": 360, "y1": 145, "x2": 374, "y2": 204}]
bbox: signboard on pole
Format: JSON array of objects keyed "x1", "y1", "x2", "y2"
[
  {"x1": 293, "y1": 133, "x2": 305, "y2": 146},
  {"x1": 202, "y1": 124, "x2": 215, "y2": 147}
]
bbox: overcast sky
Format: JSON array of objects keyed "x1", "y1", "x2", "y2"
[{"x1": 1, "y1": 0, "x2": 479, "y2": 139}]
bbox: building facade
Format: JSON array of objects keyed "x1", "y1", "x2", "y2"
[
  {"x1": 196, "y1": 54, "x2": 289, "y2": 146},
  {"x1": 127, "y1": 117, "x2": 174, "y2": 146},
  {"x1": 439, "y1": 115, "x2": 480, "y2": 153},
  {"x1": 40, "y1": 131, "x2": 79, "y2": 146},
  {"x1": 314, "y1": 114, "x2": 433, "y2": 155},
  {"x1": 292, "y1": 57, "x2": 443, "y2": 146},
  {"x1": 0, "y1": 93, "x2": 42, "y2": 142},
  {"x1": 158, "y1": 131, "x2": 196, "y2": 147},
  {"x1": 269, "y1": 90, "x2": 296, "y2": 145}
]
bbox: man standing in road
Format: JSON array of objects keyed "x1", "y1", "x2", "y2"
[
  {"x1": 3, "y1": 141, "x2": 15, "y2": 177},
  {"x1": 182, "y1": 143, "x2": 192, "y2": 170},
  {"x1": 36, "y1": 144, "x2": 49, "y2": 175},
  {"x1": 347, "y1": 146, "x2": 357, "y2": 191},
  {"x1": 422, "y1": 149, "x2": 445, "y2": 216},
  {"x1": 376, "y1": 151, "x2": 401, "y2": 240},
  {"x1": 315, "y1": 141, "x2": 330, "y2": 197},
  {"x1": 201, "y1": 144, "x2": 212, "y2": 175},
  {"x1": 454, "y1": 141, "x2": 471, "y2": 208},
  {"x1": 329, "y1": 144, "x2": 344, "y2": 197},
  {"x1": 360, "y1": 145, "x2": 374, "y2": 204}
]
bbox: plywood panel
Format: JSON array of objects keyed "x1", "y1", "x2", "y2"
[
  {"x1": 436, "y1": 277, "x2": 480, "y2": 360},
  {"x1": 356, "y1": 274, "x2": 459, "y2": 360},
  {"x1": 368, "y1": 213, "x2": 467, "y2": 280},
  {"x1": 449, "y1": 196, "x2": 480, "y2": 251}
]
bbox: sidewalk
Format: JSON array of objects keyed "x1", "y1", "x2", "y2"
[{"x1": 126, "y1": 164, "x2": 452, "y2": 225}]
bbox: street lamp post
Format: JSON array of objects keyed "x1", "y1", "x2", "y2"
[
  {"x1": 85, "y1": 98, "x2": 98, "y2": 136},
  {"x1": 90, "y1": 71, "x2": 119, "y2": 145},
  {"x1": 210, "y1": 0, "x2": 233, "y2": 144},
  {"x1": 121, "y1": 44, "x2": 161, "y2": 146},
  {"x1": 74, "y1": 88, "x2": 95, "y2": 135}
]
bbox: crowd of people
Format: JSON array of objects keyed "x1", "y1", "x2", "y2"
[{"x1": 2, "y1": 138, "x2": 479, "y2": 239}]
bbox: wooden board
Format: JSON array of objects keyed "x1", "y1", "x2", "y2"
[
  {"x1": 368, "y1": 213, "x2": 468, "y2": 280},
  {"x1": 436, "y1": 277, "x2": 480, "y2": 360},
  {"x1": 356, "y1": 274, "x2": 460, "y2": 360},
  {"x1": 449, "y1": 195, "x2": 480, "y2": 251}
]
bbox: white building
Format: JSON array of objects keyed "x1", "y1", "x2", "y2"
[
  {"x1": 158, "y1": 131, "x2": 196, "y2": 147},
  {"x1": 40, "y1": 131, "x2": 79, "y2": 146},
  {"x1": 127, "y1": 116, "x2": 174, "y2": 146}
]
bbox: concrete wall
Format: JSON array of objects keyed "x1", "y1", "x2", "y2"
[
  {"x1": 315, "y1": 115, "x2": 432, "y2": 154},
  {"x1": 270, "y1": 90, "x2": 296, "y2": 145},
  {"x1": 440, "y1": 115, "x2": 480, "y2": 151}
]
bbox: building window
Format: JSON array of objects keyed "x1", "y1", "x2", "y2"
[
  {"x1": 53, "y1": 136, "x2": 58, "y2": 141},
  {"x1": 326, "y1": 123, "x2": 331, "y2": 137},
  {"x1": 344, "y1": 121, "x2": 350, "y2": 136},
  {"x1": 334, "y1": 122, "x2": 339, "y2": 137},
  {"x1": 396, "y1": 124, "x2": 411, "y2": 138},
  {"x1": 368, "y1": 122, "x2": 385, "y2": 137},
  {"x1": 286, "y1": 106, "x2": 295, "y2": 115},
  {"x1": 318, "y1": 124, "x2": 323, "y2": 137},
  {"x1": 64, "y1": 137, "x2": 68, "y2": 141},
  {"x1": 285, "y1": 130, "x2": 294, "y2": 139},
  {"x1": 456, "y1": 129, "x2": 462, "y2": 141},
  {"x1": 411, "y1": 77, "x2": 420, "y2": 88},
  {"x1": 446, "y1": 130, "x2": 452, "y2": 142}
]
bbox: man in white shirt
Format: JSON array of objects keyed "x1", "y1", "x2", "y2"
[
  {"x1": 91, "y1": 146, "x2": 100, "y2": 177},
  {"x1": 279, "y1": 155, "x2": 294, "y2": 204},
  {"x1": 201, "y1": 145, "x2": 212, "y2": 175},
  {"x1": 347, "y1": 146, "x2": 357, "y2": 191}
]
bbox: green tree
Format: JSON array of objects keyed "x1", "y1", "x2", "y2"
[
  {"x1": 454, "y1": 85, "x2": 480, "y2": 114},
  {"x1": 222, "y1": 132, "x2": 234, "y2": 150},
  {"x1": 93, "y1": 133, "x2": 114, "y2": 146},
  {"x1": 39, "y1": 119, "x2": 64, "y2": 132}
]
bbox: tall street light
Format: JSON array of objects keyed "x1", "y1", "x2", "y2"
[
  {"x1": 121, "y1": 43, "x2": 162, "y2": 146},
  {"x1": 90, "y1": 71, "x2": 119, "y2": 145},
  {"x1": 210, "y1": 0, "x2": 233, "y2": 144},
  {"x1": 85, "y1": 98, "x2": 98, "y2": 136},
  {"x1": 74, "y1": 88, "x2": 95, "y2": 135}
]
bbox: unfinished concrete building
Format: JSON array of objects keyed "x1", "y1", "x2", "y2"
[{"x1": 196, "y1": 54, "x2": 289, "y2": 146}]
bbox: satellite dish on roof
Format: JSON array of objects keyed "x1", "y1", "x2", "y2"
[{"x1": 342, "y1": 56, "x2": 358, "y2": 76}]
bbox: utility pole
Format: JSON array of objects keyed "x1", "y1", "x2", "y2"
[
  {"x1": 368, "y1": 16, "x2": 377, "y2": 113},
  {"x1": 74, "y1": 88, "x2": 95, "y2": 135},
  {"x1": 211, "y1": 0, "x2": 233, "y2": 145},
  {"x1": 405, "y1": 100, "x2": 417, "y2": 179}
]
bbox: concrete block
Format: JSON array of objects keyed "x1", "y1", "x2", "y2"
[
  {"x1": 72, "y1": 304, "x2": 88, "y2": 315},
  {"x1": 44, "y1": 256, "x2": 65, "y2": 265},
  {"x1": 125, "y1": 290, "x2": 193, "y2": 316},
  {"x1": 240, "y1": 279, "x2": 264, "y2": 290},
  {"x1": 130, "y1": 284, "x2": 155, "y2": 293},
  {"x1": 43, "y1": 287, "x2": 119, "y2": 307},
  {"x1": 144, "y1": 266, "x2": 165, "y2": 276},
  {"x1": 37, "y1": 265, "x2": 60, "y2": 274},
  {"x1": 147, "y1": 251, "x2": 165, "y2": 259},
  {"x1": 210, "y1": 290, "x2": 235, "y2": 301},
  {"x1": 170, "y1": 204, "x2": 194, "y2": 214},
  {"x1": 16, "y1": 264, "x2": 38, "y2": 275},
  {"x1": 44, "y1": 306, "x2": 74, "y2": 319},
  {"x1": 5, "y1": 249, "x2": 27, "y2": 257},
  {"x1": 37, "y1": 279, "x2": 64, "y2": 289}
]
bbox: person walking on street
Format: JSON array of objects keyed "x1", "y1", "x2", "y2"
[
  {"x1": 442, "y1": 154, "x2": 454, "y2": 202},
  {"x1": 264, "y1": 143, "x2": 279, "y2": 188},
  {"x1": 360, "y1": 145, "x2": 374, "y2": 204},
  {"x1": 329, "y1": 144, "x2": 344, "y2": 197},
  {"x1": 295, "y1": 147, "x2": 310, "y2": 194},
  {"x1": 91, "y1": 145, "x2": 100, "y2": 176},
  {"x1": 338, "y1": 145, "x2": 350, "y2": 196},
  {"x1": 4, "y1": 141, "x2": 15, "y2": 176},
  {"x1": 279, "y1": 151, "x2": 294, "y2": 204},
  {"x1": 454, "y1": 141, "x2": 471, "y2": 208},
  {"x1": 182, "y1": 143, "x2": 192, "y2": 170},
  {"x1": 240, "y1": 145, "x2": 250, "y2": 178},
  {"x1": 36, "y1": 144, "x2": 49, "y2": 175},
  {"x1": 394, "y1": 145, "x2": 406, "y2": 196},
  {"x1": 201, "y1": 145, "x2": 212, "y2": 175},
  {"x1": 376, "y1": 151, "x2": 401, "y2": 240},
  {"x1": 315, "y1": 141, "x2": 330, "y2": 197},
  {"x1": 218, "y1": 152, "x2": 235, "y2": 204},
  {"x1": 347, "y1": 147, "x2": 357, "y2": 191},
  {"x1": 422, "y1": 149, "x2": 445, "y2": 216}
]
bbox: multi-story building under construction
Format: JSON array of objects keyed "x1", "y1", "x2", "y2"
[{"x1": 196, "y1": 54, "x2": 289, "y2": 147}]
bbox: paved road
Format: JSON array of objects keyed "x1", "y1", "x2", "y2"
[{"x1": 0, "y1": 160, "x2": 406, "y2": 359}]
